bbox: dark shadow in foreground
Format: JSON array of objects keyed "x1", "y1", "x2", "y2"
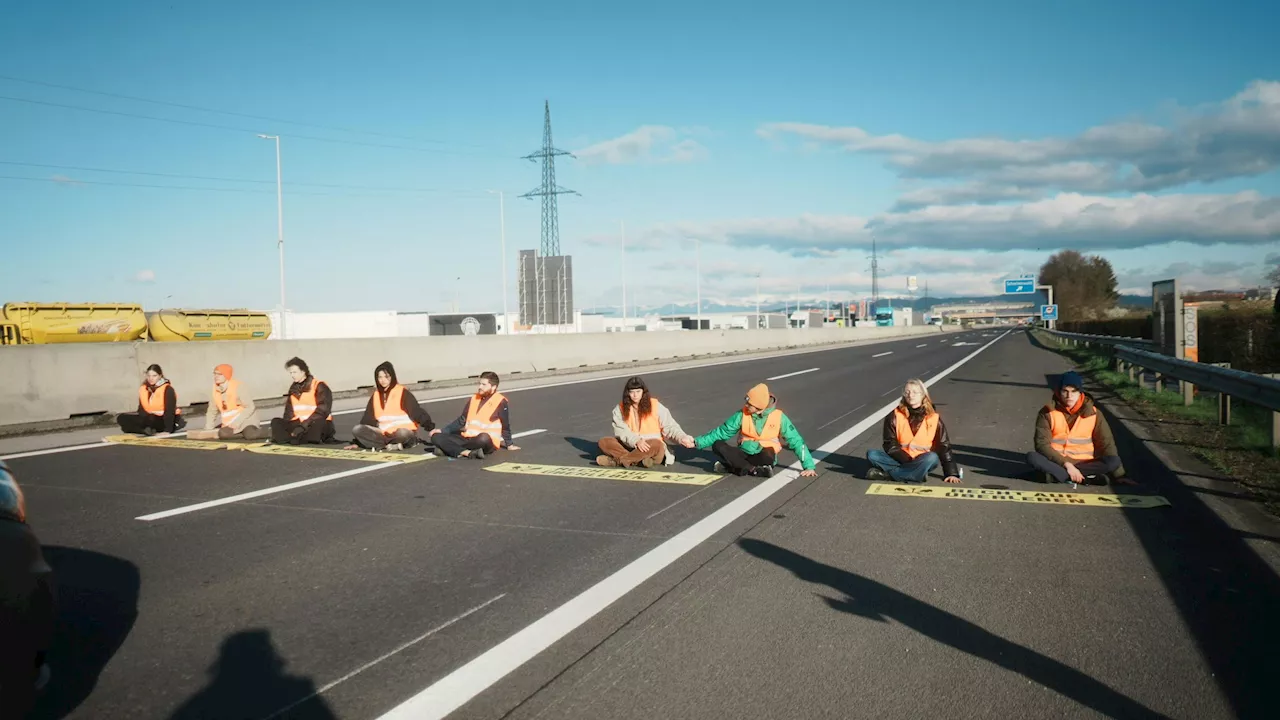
[
  {"x1": 738, "y1": 539, "x2": 1170, "y2": 720},
  {"x1": 30, "y1": 547, "x2": 141, "y2": 720},
  {"x1": 168, "y1": 630, "x2": 337, "y2": 720}
]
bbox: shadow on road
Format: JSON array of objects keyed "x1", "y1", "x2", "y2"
[
  {"x1": 739, "y1": 538, "x2": 1170, "y2": 720},
  {"x1": 949, "y1": 444, "x2": 1037, "y2": 481},
  {"x1": 1027, "y1": 332, "x2": 1280, "y2": 718},
  {"x1": 947, "y1": 375, "x2": 1059, "y2": 391},
  {"x1": 30, "y1": 547, "x2": 140, "y2": 720},
  {"x1": 562, "y1": 436, "x2": 600, "y2": 460},
  {"x1": 168, "y1": 629, "x2": 337, "y2": 720}
]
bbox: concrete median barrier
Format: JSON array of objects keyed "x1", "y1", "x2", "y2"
[{"x1": 0, "y1": 325, "x2": 948, "y2": 429}]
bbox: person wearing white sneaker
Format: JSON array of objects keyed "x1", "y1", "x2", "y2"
[
  {"x1": 687, "y1": 382, "x2": 818, "y2": 478},
  {"x1": 0, "y1": 460, "x2": 56, "y2": 716},
  {"x1": 596, "y1": 376, "x2": 695, "y2": 468},
  {"x1": 346, "y1": 362, "x2": 434, "y2": 452}
]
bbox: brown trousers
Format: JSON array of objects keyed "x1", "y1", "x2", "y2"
[{"x1": 598, "y1": 437, "x2": 666, "y2": 467}]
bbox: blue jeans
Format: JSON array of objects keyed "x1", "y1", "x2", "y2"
[{"x1": 867, "y1": 449, "x2": 939, "y2": 483}]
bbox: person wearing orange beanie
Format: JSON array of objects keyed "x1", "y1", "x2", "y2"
[
  {"x1": 683, "y1": 382, "x2": 817, "y2": 478},
  {"x1": 188, "y1": 363, "x2": 264, "y2": 441}
]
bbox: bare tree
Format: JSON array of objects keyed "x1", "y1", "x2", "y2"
[{"x1": 1037, "y1": 250, "x2": 1120, "y2": 322}]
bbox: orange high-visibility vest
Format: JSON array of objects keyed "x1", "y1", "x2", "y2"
[
  {"x1": 212, "y1": 379, "x2": 244, "y2": 427},
  {"x1": 462, "y1": 392, "x2": 507, "y2": 448},
  {"x1": 291, "y1": 378, "x2": 333, "y2": 422},
  {"x1": 739, "y1": 409, "x2": 783, "y2": 452},
  {"x1": 894, "y1": 407, "x2": 939, "y2": 459},
  {"x1": 374, "y1": 385, "x2": 417, "y2": 434},
  {"x1": 622, "y1": 398, "x2": 664, "y2": 440},
  {"x1": 1049, "y1": 410, "x2": 1096, "y2": 461},
  {"x1": 139, "y1": 382, "x2": 181, "y2": 417}
]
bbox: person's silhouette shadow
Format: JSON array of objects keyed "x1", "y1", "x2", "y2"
[
  {"x1": 738, "y1": 539, "x2": 1170, "y2": 720},
  {"x1": 168, "y1": 630, "x2": 337, "y2": 720}
]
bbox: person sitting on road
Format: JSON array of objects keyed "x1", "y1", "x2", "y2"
[
  {"x1": 597, "y1": 376, "x2": 695, "y2": 468},
  {"x1": 188, "y1": 364, "x2": 264, "y2": 441},
  {"x1": 270, "y1": 357, "x2": 336, "y2": 445},
  {"x1": 686, "y1": 382, "x2": 818, "y2": 478},
  {"x1": 866, "y1": 378, "x2": 962, "y2": 484},
  {"x1": 0, "y1": 460, "x2": 55, "y2": 716},
  {"x1": 429, "y1": 371, "x2": 520, "y2": 459},
  {"x1": 1027, "y1": 371, "x2": 1129, "y2": 486},
  {"x1": 345, "y1": 361, "x2": 434, "y2": 452},
  {"x1": 117, "y1": 363, "x2": 186, "y2": 436}
]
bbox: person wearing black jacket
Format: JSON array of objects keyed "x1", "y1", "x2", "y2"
[
  {"x1": 0, "y1": 460, "x2": 55, "y2": 716},
  {"x1": 346, "y1": 361, "x2": 434, "y2": 451},
  {"x1": 429, "y1": 371, "x2": 521, "y2": 459},
  {"x1": 117, "y1": 363, "x2": 187, "y2": 436},
  {"x1": 866, "y1": 378, "x2": 962, "y2": 484},
  {"x1": 269, "y1": 357, "x2": 337, "y2": 445}
]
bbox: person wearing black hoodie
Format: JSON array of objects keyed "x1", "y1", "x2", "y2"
[
  {"x1": 270, "y1": 357, "x2": 337, "y2": 445},
  {"x1": 1027, "y1": 371, "x2": 1127, "y2": 486},
  {"x1": 0, "y1": 460, "x2": 55, "y2": 716},
  {"x1": 866, "y1": 378, "x2": 962, "y2": 484},
  {"x1": 346, "y1": 361, "x2": 434, "y2": 451}
]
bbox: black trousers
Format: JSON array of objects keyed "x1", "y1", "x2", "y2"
[
  {"x1": 1027, "y1": 451, "x2": 1122, "y2": 484},
  {"x1": 270, "y1": 418, "x2": 335, "y2": 445},
  {"x1": 433, "y1": 431, "x2": 496, "y2": 458},
  {"x1": 117, "y1": 412, "x2": 185, "y2": 434},
  {"x1": 351, "y1": 425, "x2": 421, "y2": 450},
  {"x1": 711, "y1": 440, "x2": 777, "y2": 476}
]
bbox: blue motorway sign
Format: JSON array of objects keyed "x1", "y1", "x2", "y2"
[
  {"x1": 1041, "y1": 304, "x2": 1059, "y2": 321},
  {"x1": 1004, "y1": 278, "x2": 1036, "y2": 294}
]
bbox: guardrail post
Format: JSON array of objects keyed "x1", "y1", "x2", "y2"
[
  {"x1": 1182, "y1": 380, "x2": 1194, "y2": 406},
  {"x1": 1219, "y1": 392, "x2": 1231, "y2": 425},
  {"x1": 1154, "y1": 373, "x2": 1163, "y2": 393}
]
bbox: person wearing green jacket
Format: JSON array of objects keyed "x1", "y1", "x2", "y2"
[{"x1": 681, "y1": 382, "x2": 818, "y2": 478}]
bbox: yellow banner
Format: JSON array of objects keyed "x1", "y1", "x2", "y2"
[
  {"x1": 485, "y1": 462, "x2": 719, "y2": 486},
  {"x1": 103, "y1": 434, "x2": 242, "y2": 451},
  {"x1": 865, "y1": 483, "x2": 1170, "y2": 508},
  {"x1": 245, "y1": 444, "x2": 431, "y2": 463}
]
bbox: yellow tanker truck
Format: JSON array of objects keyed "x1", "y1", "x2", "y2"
[{"x1": 1, "y1": 303, "x2": 272, "y2": 344}]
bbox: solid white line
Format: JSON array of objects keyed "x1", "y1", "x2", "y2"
[
  {"x1": 815, "y1": 403, "x2": 867, "y2": 431},
  {"x1": 872, "y1": 351, "x2": 894, "y2": 358},
  {"x1": 765, "y1": 368, "x2": 819, "y2": 381},
  {"x1": 260, "y1": 594, "x2": 508, "y2": 720},
  {"x1": 135, "y1": 463, "x2": 399, "y2": 521},
  {"x1": 916, "y1": 344, "x2": 929, "y2": 348},
  {"x1": 374, "y1": 329, "x2": 1011, "y2": 720},
  {"x1": 2, "y1": 333, "x2": 949, "y2": 461}
]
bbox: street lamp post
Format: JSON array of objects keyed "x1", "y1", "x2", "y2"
[
  {"x1": 257, "y1": 134, "x2": 286, "y2": 340},
  {"x1": 620, "y1": 220, "x2": 627, "y2": 331},
  {"x1": 695, "y1": 237, "x2": 701, "y2": 331},
  {"x1": 487, "y1": 190, "x2": 509, "y2": 334}
]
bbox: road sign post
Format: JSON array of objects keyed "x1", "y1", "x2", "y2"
[{"x1": 1040, "y1": 304, "x2": 1058, "y2": 322}]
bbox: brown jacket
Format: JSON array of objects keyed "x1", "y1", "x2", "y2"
[{"x1": 1034, "y1": 394, "x2": 1119, "y2": 466}]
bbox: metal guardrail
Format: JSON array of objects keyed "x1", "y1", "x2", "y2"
[{"x1": 1043, "y1": 328, "x2": 1155, "y2": 349}]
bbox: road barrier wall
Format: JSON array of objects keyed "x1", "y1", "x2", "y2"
[{"x1": 0, "y1": 325, "x2": 948, "y2": 428}]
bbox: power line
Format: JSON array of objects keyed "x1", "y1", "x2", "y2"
[
  {"x1": 0, "y1": 174, "x2": 485, "y2": 198},
  {"x1": 0, "y1": 73, "x2": 486, "y2": 148},
  {"x1": 0, "y1": 95, "x2": 503, "y2": 157},
  {"x1": 0, "y1": 160, "x2": 488, "y2": 194}
]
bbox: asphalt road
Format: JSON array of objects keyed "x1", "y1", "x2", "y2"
[{"x1": 10, "y1": 328, "x2": 1274, "y2": 720}]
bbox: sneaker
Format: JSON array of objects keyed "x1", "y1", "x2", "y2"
[
  {"x1": 640, "y1": 456, "x2": 656, "y2": 468},
  {"x1": 749, "y1": 465, "x2": 774, "y2": 478},
  {"x1": 597, "y1": 455, "x2": 618, "y2": 467},
  {"x1": 471, "y1": 447, "x2": 486, "y2": 460},
  {"x1": 143, "y1": 426, "x2": 156, "y2": 437},
  {"x1": 866, "y1": 467, "x2": 890, "y2": 482},
  {"x1": 712, "y1": 461, "x2": 727, "y2": 474},
  {"x1": 386, "y1": 442, "x2": 403, "y2": 452}
]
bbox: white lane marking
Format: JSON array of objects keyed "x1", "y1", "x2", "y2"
[
  {"x1": 511, "y1": 429, "x2": 545, "y2": 439},
  {"x1": 374, "y1": 330, "x2": 1011, "y2": 720},
  {"x1": 916, "y1": 344, "x2": 929, "y2": 348},
  {"x1": 765, "y1": 368, "x2": 819, "y2": 381},
  {"x1": 644, "y1": 484, "x2": 717, "y2": 521},
  {"x1": 2, "y1": 334, "x2": 945, "y2": 461},
  {"x1": 872, "y1": 351, "x2": 894, "y2": 358},
  {"x1": 260, "y1": 594, "x2": 508, "y2": 720},
  {"x1": 939, "y1": 340, "x2": 948, "y2": 343},
  {"x1": 135, "y1": 463, "x2": 398, "y2": 521},
  {"x1": 815, "y1": 403, "x2": 866, "y2": 431}
]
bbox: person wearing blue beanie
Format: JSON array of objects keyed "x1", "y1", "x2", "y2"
[{"x1": 1026, "y1": 371, "x2": 1128, "y2": 486}]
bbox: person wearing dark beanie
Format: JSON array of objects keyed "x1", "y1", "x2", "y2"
[{"x1": 1026, "y1": 371, "x2": 1129, "y2": 486}]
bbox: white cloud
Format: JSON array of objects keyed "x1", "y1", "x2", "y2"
[
  {"x1": 1116, "y1": 260, "x2": 1264, "y2": 294},
  {"x1": 575, "y1": 125, "x2": 709, "y2": 166},
  {"x1": 133, "y1": 269, "x2": 156, "y2": 283},
  {"x1": 51, "y1": 174, "x2": 82, "y2": 186},
  {"x1": 760, "y1": 80, "x2": 1280, "y2": 202}
]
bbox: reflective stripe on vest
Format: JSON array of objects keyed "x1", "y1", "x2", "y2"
[
  {"x1": 623, "y1": 398, "x2": 664, "y2": 440},
  {"x1": 139, "y1": 382, "x2": 181, "y2": 417},
  {"x1": 462, "y1": 392, "x2": 506, "y2": 447},
  {"x1": 212, "y1": 379, "x2": 244, "y2": 427},
  {"x1": 739, "y1": 409, "x2": 783, "y2": 452},
  {"x1": 374, "y1": 385, "x2": 417, "y2": 434},
  {"x1": 291, "y1": 378, "x2": 333, "y2": 422},
  {"x1": 894, "y1": 407, "x2": 939, "y2": 459},
  {"x1": 1049, "y1": 410, "x2": 1096, "y2": 461}
]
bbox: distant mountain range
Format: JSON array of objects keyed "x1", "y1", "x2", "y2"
[{"x1": 586, "y1": 294, "x2": 1152, "y2": 317}]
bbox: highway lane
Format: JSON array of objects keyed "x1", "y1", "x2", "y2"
[{"x1": 14, "y1": 329, "x2": 996, "y2": 719}]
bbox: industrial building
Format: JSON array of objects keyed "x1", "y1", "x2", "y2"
[{"x1": 517, "y1": 250, "x2": 574, "y2": 330}]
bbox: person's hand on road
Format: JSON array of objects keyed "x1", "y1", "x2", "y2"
[
  {"x1": 636, "y1": 439, "x2": 651, "y2": 453},
  {"x1": 507, "y1": 444, "x2": 521, "y2": 451},
  {"x1": 799, "y1": 469, "x2": 817, "y2": 477},
  {"x1": 943, "y1": 475, "x2": 962, "y2": 484},
  {"x1": 429, "y1": 428, "x2": 441, "y2": 437},
  {"x1": 1064, "y1": 462, "x2": 1085, "y2": 484}
]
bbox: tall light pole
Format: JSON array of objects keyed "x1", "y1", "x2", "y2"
[
  {"x1": 257, "y1": 134, "x2": 286, "y2": 340},
  {"x1": 486, "y1": 190, "x2": 509, "y2": 334},
  {"x1": 620, "y1": 220, "x2": 627, "y2": 331},
  {"x1": 694, "y1": 237, "x2": 701, "y2": 331},
  {"x1": 755, "y1": 272, "x2": 761, "y2": 327}
]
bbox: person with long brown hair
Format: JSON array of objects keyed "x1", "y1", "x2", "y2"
[
  {"x1": 866, "y1": 378, "x2": 961, "y2": 484},
  {"x1": 597, "y1": 376, "x2": 694, "y2": 468}
]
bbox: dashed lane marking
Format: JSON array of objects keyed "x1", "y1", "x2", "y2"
[{"x1": 766, "y1": 367, "x2": 820, "y2": 381}]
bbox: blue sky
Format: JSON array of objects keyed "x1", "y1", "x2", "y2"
[{"x1": 2, "y1": 0, "x2": 1278, "y2": 314}]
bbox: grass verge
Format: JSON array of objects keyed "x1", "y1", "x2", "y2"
[{"x1": 1037, "y1": 332, "x2": 1280, "y2": 517}]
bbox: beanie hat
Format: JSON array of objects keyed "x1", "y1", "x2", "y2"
[
  {"x1": 1058, "y1": 371, "x2": 1083, "y2": 392},
  {"x1": 215, "y1": 364, "x2": 234, "y2": 380},
  {"x1": 746, "y1": 383, "x2": 771, "y2": 409}
]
